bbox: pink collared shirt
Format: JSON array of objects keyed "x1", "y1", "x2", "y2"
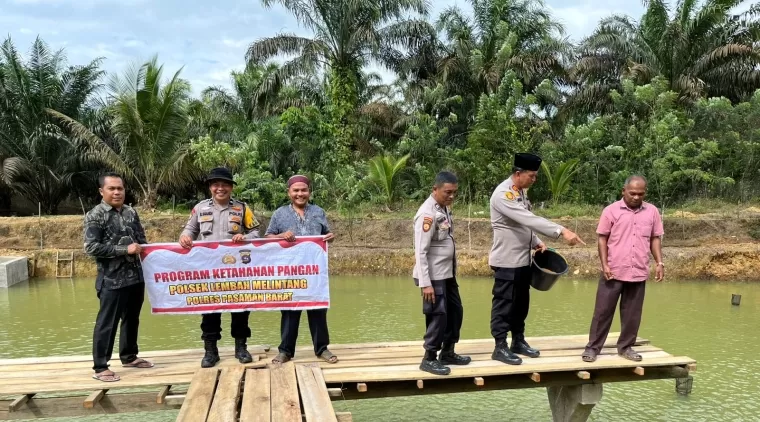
[{"x1": 597, "y1": 200, "x2": 664, "y2": 282}]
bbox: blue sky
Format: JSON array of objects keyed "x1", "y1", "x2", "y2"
[{"x1": 1, "y1": 0, "x2": 645, "y2": 96}]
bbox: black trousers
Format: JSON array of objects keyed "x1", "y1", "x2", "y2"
[
  {"x1": 200, "y1": 312, "x2": 251, "y2": 341},
  {"x1": 490, "y1": 266, "x2": 531, "y2": 341},
  {"x1": 92, "y1": 282, "x2": 145, "y2": 373},
  {"x1": 422, "y1": 277, "x2": 463, "y2": 352},
  {"x1": 278, "y1": 309, "x2": 330, "y2": 357},
  {"x1": 586, "y1": 275, "x2": 647, "y2": 353}
]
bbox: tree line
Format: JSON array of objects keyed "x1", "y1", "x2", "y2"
[{"x1": 2, "y1": 0, "x2": 760, "y2": 215}]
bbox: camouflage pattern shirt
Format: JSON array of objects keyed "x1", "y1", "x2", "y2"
[{"x1": 83, "y1": 201, "x2": 147, "y2": 291}]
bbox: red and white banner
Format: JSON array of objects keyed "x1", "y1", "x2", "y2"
[{"x1": 139, "y1": 237, "x2": 329, "y2": 314}]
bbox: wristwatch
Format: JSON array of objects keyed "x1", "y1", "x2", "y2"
[{"x1": 656, "y1": 262, "x2": 665, "y2": 267}]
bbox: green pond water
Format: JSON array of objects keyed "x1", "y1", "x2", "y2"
[{"x1": 1, "y1": 276, "x2": 758, "y2": 421}]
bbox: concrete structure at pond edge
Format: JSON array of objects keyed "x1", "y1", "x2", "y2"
[{"x1": 0, "y1": 256, "x2": 29, "y2": 288}]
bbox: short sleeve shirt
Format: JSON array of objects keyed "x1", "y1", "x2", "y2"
[
  {"x1": 265, "y1": 204, "x2": 331, "y2": 237},
  {"x1": 597, "y1": 200, "x2": 664, "y2": 282}
]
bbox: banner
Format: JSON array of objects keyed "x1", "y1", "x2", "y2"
[{"x1": 139, "y1": 237, "x2": 329, "y2": 314}]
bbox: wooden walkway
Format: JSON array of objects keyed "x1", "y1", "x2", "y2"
[
  {"x1": 175, "y1": 362, "x2": 349, "y2": 422},
  {"x1": 0, "y1": 334, "x2": 695, "y2": 421}
]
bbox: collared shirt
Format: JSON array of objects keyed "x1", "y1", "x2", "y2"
[
  {"x1": 412, "y1": 195, "x2": 456, "y2": 288},
  {"x1": 83, "y1": 201, "x2": 147, "y2": 291},
  {"x1": 489, "y1": 176, "x2": 563, "y2": 268},
  {"x1": 181, "y1": 198, "x2": 260, "y2": 241},
  {"x1": 597, "y1": 200, "x2": 665, "y2": 282},
  {"x1": 265, "y1": 204, "x2": 331, "y2": 237}
]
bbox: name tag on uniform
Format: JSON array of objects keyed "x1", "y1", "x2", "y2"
[
  {"x1": 230, "y1": 215, "x2": 242, "y2": 223},
  {"x1": 199, "y1": 210, "x2": 213, "y2": 222}
]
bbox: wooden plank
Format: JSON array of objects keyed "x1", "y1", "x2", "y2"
[
  {"x1": 269, "y1": 362, "x2": 301, "y2": 422},
  {"x1": 0, "y1": 345, "x2": 270, "y2": 366},
  {"x1": 356, "y1": 383, "x2": 367, "y2": 393},
  {"x1": 321, "y1": 353, "x2": 694, "y2": 383},
  {"x1": 165, "y1": 394, "x2": 186, "y2": 407},
  {"x1": 335, "y1": 412, "x2": 353, "y2": 422},
  {"x1": 0, "y1": 392, "x2": 179, "y2": 419},
  {"x1": 0, "y1": 341, "x2": 657, "y2": 375},
  {"x1": 326, "y1": 388, "x2": 342, "y2": 398},
  {"x1": 633, "y1": 367, "x2": 645, "y2": 376},
  {"x1": 295, "y1": 364, "x2": 337, "y2": 422},
  {"x1": 208, "y1": 366, "x2": 245, "y2": 422},
  {"x1": 686, "y1": 363, "x2": 697, "y2": 373},
  {"x1": 416, "y1": 380, "x2": 424, "y2": 389},
  {"x1": 83, "y1": 389, "x2": 107, "y2": 409},
  {"x1": 157, "y1": 385, "x2": 172, "y2": 404},
  {"x1": 473, "y1": 377, "x2": 484, "y2": 386},
  {"x1": 8, "y1": 394, "x2": 34, "y2": 412},
  {"x1": 175, "y1": 368, "x2": 220, "y2": 422},
  {"x1": 576, "y1": 371, "x2": 591, "y2": 380},
  {"x1": 240, "y1": 368, "x2": 271, "y2": 422},
  {"x1": 329, "y1": 366, "x2": 690, "y2": 401},
  {"x1": 530, "y1": 373, "x2": 541, "y2": 383}
]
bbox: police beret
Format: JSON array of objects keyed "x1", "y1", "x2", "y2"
[{"x1": 514, "y1": 153, "x2": 542, "y2": 171}]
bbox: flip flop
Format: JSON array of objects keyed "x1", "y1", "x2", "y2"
[
  {"x1": 581, "y1": 349, "x2": 597, "y2": 363},
  {"x1": 122, "y1": 358, "x2": 154, "y2": 368},
  {"x1": 619, "y1": 349, "x2": 642, "y2": 362},
  {"x1": 272, "y1": 352, "x2": 291, "y2": 364},
  {"x1": 318, "y1": 349, "x2": 338, "y2": 364},
  {"x1": 92, "y1": 371, "x2": 120, "y2": 382}
]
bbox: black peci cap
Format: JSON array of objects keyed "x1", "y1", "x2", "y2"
[
  {"x1": 514, "y1": 153, "x2": 542, "y2": 171},
  {"x1": 206, "y1": 167, "x2": 236, "y2": 185}
]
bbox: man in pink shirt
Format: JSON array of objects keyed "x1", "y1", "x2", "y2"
[{"x1": 582, "y1": 176, "x2": 664, "y2": 363}]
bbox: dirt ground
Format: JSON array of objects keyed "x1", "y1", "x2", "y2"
[{"x1": 1, "y1": 213, "x2": 759, "y2": 280}]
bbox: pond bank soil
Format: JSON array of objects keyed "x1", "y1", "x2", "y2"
[{"x1": 1, "y1": 213, "x2": 759, "y2": 280}]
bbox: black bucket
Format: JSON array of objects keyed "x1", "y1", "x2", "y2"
[{"x1": 530, "y1": 249, "x2": 569, "y2": 291}]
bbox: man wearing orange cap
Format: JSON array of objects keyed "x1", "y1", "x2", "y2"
[{"x1": 266, "y1": 175, "x2": 337, "y2": 364}]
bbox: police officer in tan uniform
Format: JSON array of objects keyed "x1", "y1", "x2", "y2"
[
  {"x1": 179, "y1": 167, "x2": 260, "y2": 368},
  {"x1": 490, "y1": 154, "x2": 585, "y2": 365},
  {"x1": 413, "y1": 171, "x2": 471, "y2": 375}
]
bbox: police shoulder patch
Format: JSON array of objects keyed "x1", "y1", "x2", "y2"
[
  {"x1": 504, "y1": 191, "x2": 516, "y2": 201},
  {"x1": 422, "y1": 216, "x2": 433, "y2": 232}
]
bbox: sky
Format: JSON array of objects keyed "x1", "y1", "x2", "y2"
[{"x1": 0, "y1": 0, "x2": 646, "y2": 96}]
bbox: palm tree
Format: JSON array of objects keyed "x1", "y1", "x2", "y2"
[
  {"x1": 436, "y1": 0, "x2": 572, "y2": 96},
  {"x1": 540, "y1": 159, "x2": 579, "y2": 204},
  {"x1": 0, "y1": 36, "x2": 103, "y2": 214},
  {"x1": 367, "y1": 153, "x2": 410, "y2": 209},
  {"x1": 53, "y1": 56, "x2": 196, "y2": 210},
  {"x1": 246, "y1": 0, "x2": 431, "y2": 129},
  {"x1": 570, "y1": 0, "x2": 760, "y2": 114}
]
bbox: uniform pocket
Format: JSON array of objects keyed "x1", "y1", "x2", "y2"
[
  {"x1": 422, "y1": 283, "x2": 446, "y2": 315},
  {"x1": 198, "y1": 212, "x2": 214, "y2": 235},
  {"x1": 199, "y1": 221, "x2": 213, "y2": 235}
]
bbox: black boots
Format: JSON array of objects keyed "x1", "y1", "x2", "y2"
[
  {"x1": 235, "y1": 338, "x2": 253, "y2": 364},
  {"x1": 511, "y1": 334, "x2": 540, "y2": 358},
  {"x1": 438, "y1": 343, "x2": 472, "y2": 365},
  {"x1": 420, "y1": 350, "x2": 451, "y2": 375},
  {"x1": 492, "y1": 339, "x2": 522, "y2": 365},
  {"x1": 201, "y1": 339, "x2": 220, "y2": 368}
]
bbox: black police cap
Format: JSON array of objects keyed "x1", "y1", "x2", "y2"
[
  {"x1": 206, "y1": 167, "x2": 236, "y2": 185},
  {"x1": 514, "y1": 153, "x2": 542, "y2": 171}
]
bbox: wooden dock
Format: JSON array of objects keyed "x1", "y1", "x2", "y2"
[{"x1": 0, "y1": 334, "x2": 696, "y2": 421}]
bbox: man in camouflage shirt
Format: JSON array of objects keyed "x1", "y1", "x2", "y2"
[{"x1": 84, "y1": 172, "x2": 153, "y2": 382}]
